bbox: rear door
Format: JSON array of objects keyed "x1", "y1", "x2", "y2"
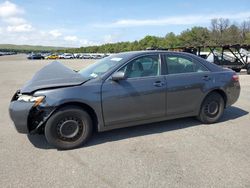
[
  {"x1": 164, "y1": 53, "x2": 211, "y2": 116},
  {"x1": 102, "y1": 54, "x2": 167, "y2": 126}
]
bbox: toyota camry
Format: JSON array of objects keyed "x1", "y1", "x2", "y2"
[{"x1": 9, "y1": 51, "x2": 240, "y2": 149}]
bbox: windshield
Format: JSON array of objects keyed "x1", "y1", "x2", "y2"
[{"x1": 79, "y1": 56, "x2": 123, "y2": 79}]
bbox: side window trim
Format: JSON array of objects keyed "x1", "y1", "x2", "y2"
[{"x1": 160, "y1": 53, "x2": 167, "y2": 75}]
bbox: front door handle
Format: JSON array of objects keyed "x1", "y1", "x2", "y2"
[
  {"x1": 153, "y1": 81, "x2": 165, "y2": 87},
  {"x1": 202, "y1": 75, "x2": 211, "y2": 81}
]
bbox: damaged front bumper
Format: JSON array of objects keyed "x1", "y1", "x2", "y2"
[
  {"x1": 9, "y1": 100, "x2": 34, "y2": 133},
  {"x1": 9, "y1": 91, "x2": 55, "y2": 134}
]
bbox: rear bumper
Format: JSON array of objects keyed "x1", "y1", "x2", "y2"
[
  {"x1": 9, "y1": 101, "x2": 34, "y2": 134},
  {"x1": 226, "y1": 82, "x2": 240, "y2": 107}
]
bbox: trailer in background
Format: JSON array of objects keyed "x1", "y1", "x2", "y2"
[{"x1": 168, "y1": 45, "x2": 250, "y2": 74}]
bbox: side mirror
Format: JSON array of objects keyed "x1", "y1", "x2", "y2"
[{"x1": 111, "y1": 71, "x2": 125, "y2": 81}]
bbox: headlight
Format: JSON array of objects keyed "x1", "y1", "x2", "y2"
[{"x1": 17, "y1": 95, "x2": 45, "y2": 107}]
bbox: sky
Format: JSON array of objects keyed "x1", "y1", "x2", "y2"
[{"x1": 0, "y1": 0, "x2": 250, "y2": 47}]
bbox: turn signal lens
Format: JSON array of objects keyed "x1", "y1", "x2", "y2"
[{"x1": 33, "y1": 96, "x2": 45, "y2": 107}]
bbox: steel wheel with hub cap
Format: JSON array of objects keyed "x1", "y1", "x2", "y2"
[
  {"x1": 198, "y1": 92, "x2": 225, "y2": 124},
  {"x1": 45, "y1": 106, "x2": 92, "y2": 150}
]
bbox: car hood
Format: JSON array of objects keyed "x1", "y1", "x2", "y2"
[{"x1": 20, "y1": 61, "x2": 87, "y2": 93}]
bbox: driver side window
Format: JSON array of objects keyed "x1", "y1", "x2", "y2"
[{"x1": 119, "y1": 55, "x2": 160, "y2": 78}]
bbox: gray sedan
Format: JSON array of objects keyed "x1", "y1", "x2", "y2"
[{"x1": 9, "y1": 51, "x2": 240, "y2": 149}]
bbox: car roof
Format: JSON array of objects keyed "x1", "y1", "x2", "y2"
[
  {"x1": 115, "y1": 50, "x2": 194, "y2": 58},
  {"x1": 108, "y1": 50, "x2": 197, "y2": 65}
]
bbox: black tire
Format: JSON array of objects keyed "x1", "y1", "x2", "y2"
[
  {"x1": 198, "y1": 92, "x2": 225, "y2": 124},
  {"x1": 45, "y1": 106, "x2": 92, "y2": 150}
]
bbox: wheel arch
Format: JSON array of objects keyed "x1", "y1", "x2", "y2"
[
  {"x1": 52, "y1": 102, "x2": 99, "y2": 131},
  {"x1": 204, "y1": 89, "x2": 227, "y2": 108}
]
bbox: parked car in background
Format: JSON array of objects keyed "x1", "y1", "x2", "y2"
[
  {"x1": 92, "y1": 54, "x2": 103, "y2": 59},
  {"x1": 0, "y1": 51, "x2": 17, "y2": 56},
  {"x1": 58, "y1": 53, "x2": 65, "y2": 59},
  {"x1": 45, "y1": 54, "x2": 59, "y2": 59},
  {"x1": 41, "y1": 53, "x2": 51, "y2": 58},
  {"x1": 9, "y1": 50, "x2": 240, "y2": 149},
  {"x1": 73, "y1": 53, "x2": 80, "y2": 59},
  {"x1": 27, "y1": 53, "x2": 45, "y2": 60},
  {"x1": 63, "y1": 54, "x2": 74, "y2": 59},
  {"x1": 82, "y1": 54, "x2": 92, "y2": 59},
  {"x1": 81, "y1": 53, "x2": 107, "y2": 59},
  {"x1": 58, "y1": 53, "x2": 75, "y2": 59}
]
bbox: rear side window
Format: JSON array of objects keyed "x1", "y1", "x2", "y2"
[{"x1": 165, "y1": 55, "x2": 208, "y2": 74}]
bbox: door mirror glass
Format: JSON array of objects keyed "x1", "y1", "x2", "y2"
[{"x1": 111, "y1": 71, "x2": 125, "y2": 81}]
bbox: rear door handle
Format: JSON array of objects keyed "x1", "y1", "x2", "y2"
[
  {"x1": 153, "y1": 81, "x2": 165, "y2": 87},
  {"x1": 202, "y1": 75, "x2": 211, "y2": 81}
]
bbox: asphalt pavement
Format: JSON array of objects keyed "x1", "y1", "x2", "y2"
[{"x1": 0, "y1": 54, "x2": 249, "y2": 188}]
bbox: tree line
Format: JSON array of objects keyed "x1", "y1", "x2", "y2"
[
  {"x1": 1, "y1": 18, "x2": 249, "y2": 53},
  {"x1": 62, "y1": 18, "x2": 250, "y2": 53}
]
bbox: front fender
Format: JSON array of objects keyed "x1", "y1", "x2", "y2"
[{"x1": 33, "y1": 81, "x2": 105, "y2": 132}]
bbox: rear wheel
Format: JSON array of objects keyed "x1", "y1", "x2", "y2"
[
  {"x1": 45, "y1": 106, "x2": 92, "y2": 150},
  {"x1": 198, "y1": 92, "x2": 225, "y2": 124}
]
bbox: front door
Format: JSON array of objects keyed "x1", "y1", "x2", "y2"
[{"x1": 102, "y1": 54, "x2": 166, "y2": 126}]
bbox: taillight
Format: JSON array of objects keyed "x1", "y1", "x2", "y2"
[{"x1": 232, "y1": 74, "x2": 239, "y2": 82}]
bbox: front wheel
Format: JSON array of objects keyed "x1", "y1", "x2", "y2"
[
  {"x1": 45, "y1": 106, "x2": 92, "y2": 150},
  {"x1": 198, "y1": 92, "x2": 225, "y2": 124}
]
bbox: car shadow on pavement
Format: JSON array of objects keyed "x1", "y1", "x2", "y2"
[{"x1": 27, "y1": 106, "x2": 248, "y2": 150}]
